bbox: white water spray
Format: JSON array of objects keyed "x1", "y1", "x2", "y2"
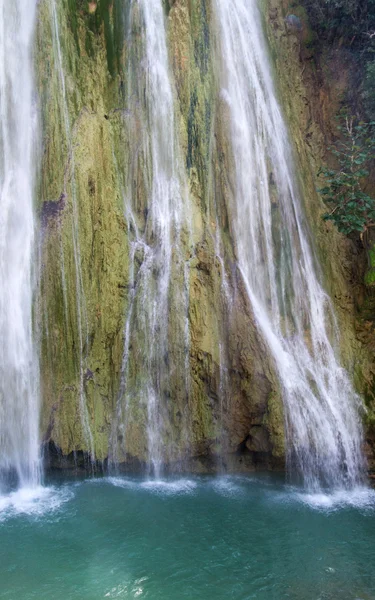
[
  {"x1": 0, "y1": 0, "x2": 40, "y2": 490},
  {"x1": 214, "y1": 0, "x2": 365, "y2": 490}
]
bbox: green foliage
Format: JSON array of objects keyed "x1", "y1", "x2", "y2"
[
  {"x1": 318, "y1": 114, "x2": 375, "y2": 234},
  {"x1": 302, "y1": 0, "x2": 375, "y2": 120},
  {"x1": 303, "y1": 0, "x2": 375, "y2": 43},
  {"x1": 363, "y1": 59, "x2": 375, "y2": 119}
]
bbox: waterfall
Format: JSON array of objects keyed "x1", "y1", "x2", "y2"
[
  {"x1": 0, "y1": 0, "x2": 40, "y2": 490},
  {"x1": 214, "y1": 0, "x2": 365, "y2": 490},
  {"x1": 112, "y1": 0, "x2": 190, "y2": 476}
]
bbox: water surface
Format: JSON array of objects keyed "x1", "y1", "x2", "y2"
[{"x1": 0, "y1": 475, "x2": 374, "y2": 599}]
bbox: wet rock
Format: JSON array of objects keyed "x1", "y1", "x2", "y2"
[
  {"x1": 246, "y1": 427, "x2": 271, "y2": 454},
  {"x1": 285, "y1": 14, "x2": 303, "y2": 33},
  {"x1": 41, "y1": 193, "x2": 66, "y2": 228}
]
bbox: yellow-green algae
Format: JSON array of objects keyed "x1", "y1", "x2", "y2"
[{"x1": 37, "y1": 0, "x2": 129, "y2": 462}]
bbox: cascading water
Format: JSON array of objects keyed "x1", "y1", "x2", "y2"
[
  {"x1": 112, "y1": 0, "x2": 190, "y2": 476},
  {"x1": 0, "y1": 0, "x2": 40, "y2": 490},
  {"x1": 214, "y1": 0, "x2": 365, "y2": 491}
]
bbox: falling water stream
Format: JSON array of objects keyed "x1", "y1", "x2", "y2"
[
  {"x1": 214, "y1": 0, "x2": 365, "y2": 491},
  {"x1": 112, "y1": 0, "x2": 190, "y2": 476},
  {"x1": 0, "y1": 0, "x2": 40, "y2": 491}
]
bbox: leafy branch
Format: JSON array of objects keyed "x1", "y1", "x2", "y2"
[{"x1": 318, "y1": 114, "x2": 375, "y2": 235}]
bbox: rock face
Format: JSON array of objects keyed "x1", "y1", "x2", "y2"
[{"x1": 35, "y1": 0, "x2": 375, "y2": 474}]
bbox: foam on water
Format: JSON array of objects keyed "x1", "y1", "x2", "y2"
[
  {"x1": 107, "y1": 477, "x2": 197, "y2": 496},
  {"x1": 141, "y1": 479, "x2": 197, "y2": 495},
  {"x1": 0, "y1": 485, "x2": 74, "y2": 522},
  {"x1": 106, "y1": 477, "x2": 140, "y2": 491},
  {"x1": 296, "y1": 487, "x2": 375, "y2": 512},
  {"x1": 268, "y1": 484, "x2": 375, "y2": 512},
  {"x1": 106, "y1": 474, "x2": 272, "y2": 499},
  {"x1": 106, "y1": 475, "x2": 375, "y2": 508},
  {"x1": 210, "y1": 476, "x2": 250, "y2": 498}
]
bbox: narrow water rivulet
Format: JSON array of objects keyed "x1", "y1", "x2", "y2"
[
  {"x1": 214, "y1": 0, "x2": 365, "y2": 491},
  {"x1": 0, "y1": 0, "x2": 40, "y2": 491},
  {"x1": 111, "y1": 0, "x2": 191, "y2": 476}
]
